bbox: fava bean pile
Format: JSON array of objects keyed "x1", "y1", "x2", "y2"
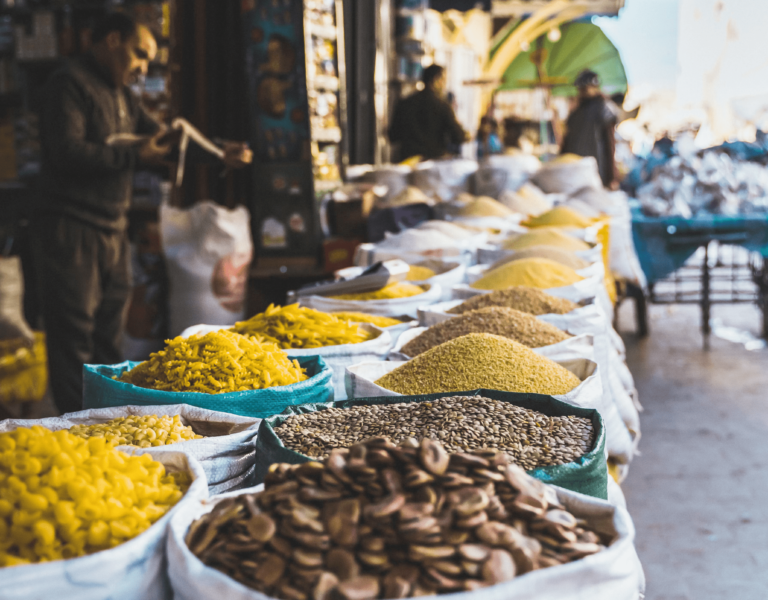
[
  {"x1": 273, "y1": 395, "x2": 595, "y2": 470},
  {"x1": 232, "y1": 304, "x2": 374, "y2": 349},
  {"x1": 187, "y1": 437, "x2": 605, "y2": 600},
  {"x1": 401, "y1": 307, "x2": 571, "y2": 356},
  {"x1": 376, "y1": 333, "x2": 581, "y2": 396},
  {"x1": 449, "y1": 287, "x2": 578, "y2": 316},
  {"x1": 68, "y1": 414, "x2": 202, "y2": 448},
  {"x1": 118, "y1": 330, "x2": 307, "y2": 394},
  {"x1": 330, "y1": 282, "x2": 425, "y2": 301},
  {"x1": 0, "y1": 427, "x2": 188, "y2": 566}
]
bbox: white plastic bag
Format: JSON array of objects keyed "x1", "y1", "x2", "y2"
[
  {"x1": 0, "y1": 256, "x2": 34, "y2": 343},
  {"x1": 167, "y1": 483, "x2": 643, "y2": 600},
  {"x1": 161, "y1": 201, "x2": 253, "y2": 337},
  {"x1": 299, "y1": 283, "x2": 443, "y2": 319},
  {"x1": 0, "y1": 404, "x2": 259, "y2": 494},
  {"x1": 0, "y1": 448, "x2": 207, "y2": 600}
]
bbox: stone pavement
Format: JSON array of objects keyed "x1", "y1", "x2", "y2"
[{"x1": 619, "y1": 302, "x2": 768, "y2": 600}]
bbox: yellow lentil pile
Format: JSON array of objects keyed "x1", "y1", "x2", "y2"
[
  {"x1": 68, "y1": 415, "x2": 202, "y2": 448},
  {"x1": 376, "y1": 333, "x2": 581, "y2": 396},
  {"x1": 330, "y1": 312, "x2": 404, "y2": 328},
  {"x1": 401, "y1": 306, "x2": 571, "y2": 357},
  {"x1": 524, "y1": 206, "x2": 594, "y2": 228},
  {"x1": 231, "y1": 304, "x2": 374, "y2": 349},
  {"x1": 329, "y1": 282, "x2": 425, "y2": 301},
  {"x1": 406, "y1": 265, "x2": 436, "y2": 281},
  {"x1": 118, "y1": 330, "x2": 307, "y2": 394},
  {"x1": 449, "y1": 287, "x2": 579, "y2": 316},
  {"x1": 458, "y1": 195, "x2": 515, "y2": 218},
  {"x1": 0, "y1": 426, "x2": 187, "y2": 566},
  {"x1": 502, "y1": 228, "x2": 592, "y2": 252},
  {"x1": 490, "y1": 245, "x2": 590, "y2": 271},
  {"x1": 471, "y1": 258, "x2": 584, "y2": 290}
]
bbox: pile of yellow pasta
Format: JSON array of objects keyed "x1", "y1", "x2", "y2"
[
  {"x1": 68, "y1": 415, "x2": 202, "y2": 448},
  {"x1": 0, "y1": 426, "x2": 187, "y2": 566},
  {"x1": 118, "y1": 330, "x2": 307, "y2": 394},
  {"x1": 329, "y1": 282, "x2": 425, "y2": 301},
  {"x1": 231, "y1": 304, "x2": 374, "y2": 349},
  {"x1": 331, "y1": 312, "x2": 404, "y2": 328}
]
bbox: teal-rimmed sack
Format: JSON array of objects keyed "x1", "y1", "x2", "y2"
[
  {"x1": 254, "y1": 389, "x2": 608, "y2": 499},
  {"x1": 82, "y1": 356, "x2": 334, "y2": 419}
]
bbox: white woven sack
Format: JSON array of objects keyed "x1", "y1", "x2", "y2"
[
  {"x1": 299, "y1": 284, "x2": 442, "y2": 319},
  {"x1": 412, "y1": 262, "x2": 468, "y2": 301},
  {"x1": 417, "y1": 299, "x2": 463, "y2": 327},
  {"x1": 0, "y1": 449, "x2": 207, "y2": 600},
  {"x1": 0, "y1": 405, "x2": 259, "y2": 495},
  {"x1": 353, "y1": 231, "x2": 490, "y2": 267},
  {"x1": 167, "y1": 481, "x2": 643, "y2": 600},
  {"x1": 447, "y1": 215, "x2": 527, "y2": 235},
  {"x1": 533, "y1": 156, "x2": 603, "y2": 194},
  {"x1": 180, "y1": 324, "x2": 393, "y2": 402}
]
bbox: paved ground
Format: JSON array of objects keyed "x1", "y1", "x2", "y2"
[{"x1": 618, "y1": 301, "x2": 768, "y2": 600}]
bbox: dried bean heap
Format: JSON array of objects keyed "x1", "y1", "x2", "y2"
[
  {"x1": 274, "y1": 396, "x2": 595, "y2": 470},
  {"x1": 401, "y1": 307, "x2": 571, "y2": 356},
  {"x1": 186, "y1": 438, "x2": 606, "y2": 600}
]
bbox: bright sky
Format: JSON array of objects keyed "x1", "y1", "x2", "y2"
[{"x1": 593, "y1": 0, "x2": 680, "y2": 93}]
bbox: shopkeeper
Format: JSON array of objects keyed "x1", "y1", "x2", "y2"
[
  {"x1": 32, "y1": 13, "x2": 251, "y2": 414},
  {"x1": 389, "y1": 64, "x2": 467, "y2": 161},
  {"x1": 561, "y1": 69, "x2": 620, "y2": 189}
]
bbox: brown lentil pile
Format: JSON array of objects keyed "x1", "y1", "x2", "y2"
[
  {"x1": 273, "y1": 395, "x2": 595, "y2": 470},
  {"x1": 375, "y1": 333, "x2": 581, "y2": 396},
  {"x1": 449, "y1": 287, "x2": 578, "y2": 317},
  {"x1": 187, "y1": 437, "x2": 606, "y2": 600},
  {"x1": 490, "y1": 246, "x2": 590, "y2": 272},
  {"x1": 401, "y1": 307, "x2": 571, "y2": 357}
]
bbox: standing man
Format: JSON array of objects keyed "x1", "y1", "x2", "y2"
[
  {"x1": 389, "y1": 64, "x2": 467, "y2": 161},
  {"x1": 33, "y1": 13, "x2": 249, "y2": 414},
  {"x1": 561, "y1": 69, "x2": 620, "y2": 189}
]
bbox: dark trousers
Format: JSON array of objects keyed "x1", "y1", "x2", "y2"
[{"x1": 32, "y1": 215, "x2": 131, "y2": 414}]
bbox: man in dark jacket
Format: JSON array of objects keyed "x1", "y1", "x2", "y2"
[
  {"x1": 33, "y1": 14, "x2": 250, "y2": 414},
  {"x1": 389, "y1": 64, "x2": 467, "y2": 161},
  {"x1": 561, "y1": 69, "x2": 620, "y2": 189}
]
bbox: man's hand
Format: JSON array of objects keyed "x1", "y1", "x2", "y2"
[
  {"x1": 222, "y1": 142, "x2": 253, "y2": 169},
  {"x1": 138, "y1": 131, "x2": 173, "y2": 165}
]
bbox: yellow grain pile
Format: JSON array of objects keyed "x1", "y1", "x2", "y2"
[
  {"x1": 502, "y1": 228, "x2": 591, "y2": 252},
  {"x1": 331, "y1": 312, "x2": 404, "y2": 328},
  {"x1": 406, "y1": 265, "x2": 436, "y2": 281},
  {"x1": 524, "y1": 206, "x2": 594, "y2": 229},
  {"x1": 375, "y1": 333, "x2": 581, "y2": 396},
  {"x1": 490, "y1": 245, "x2": 590, "y2": 271},
  {"x1": 330, "y1": 282, "x2": 425, "y2": 301},
  {"x1": 449, "y1": 287, "x2": 578, "y2": 316},
  {"x1": 118, "y1": 330, "x2": 307, "y2": 394},
  {"x1": 471, "y1": 258, "x2": 584, "y2": 291},
  {"x1": 232, "y1": 304, "x2": 374, "y2": 348},
  {"x1": 458, "y1": 196, "x2": 515, "y2": 218}
]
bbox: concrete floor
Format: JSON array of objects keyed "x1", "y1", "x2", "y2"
[{"x1": 619, "y1": 301, "x2": 768, "y2": 600}]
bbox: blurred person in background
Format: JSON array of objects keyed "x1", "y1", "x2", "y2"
[
  {"x1": 561, "y1": 69, "x2": 620, "y2": 189},
  {"x1": 389, "y1": 64, "x2": 467, "y2": 161},
  {"x1": 33, "y1": 13, "x2": 250, "y2": 414},
  {"x1": 477, "y1": 115, "x2": 503, "y2": 159}
]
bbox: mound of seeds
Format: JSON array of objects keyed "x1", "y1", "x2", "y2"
[
  {"x1": 401, "y1": 307, "x2": 571, "y2": 357},
  {"x1": 449, "y1": 287, "x2": 578, "y2": 316},
  {"x1": 187, "y1": 437, "x2": 606, "y2": 600},
  {"x1": 273, "y1": 395, "x2": 595, "y2": 470},
  {"x1": 490, "y1": 246, "x2": 590, "y2": 272},
  {"x1": 375, "y1": 333, "x2": 581, "y2": 397}
]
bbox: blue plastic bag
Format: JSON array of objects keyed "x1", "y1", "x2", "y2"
[{"x1": 82, "y1": 356, "x2": 333, "y2": 418}]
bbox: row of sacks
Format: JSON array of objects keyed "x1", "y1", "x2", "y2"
[{"x1": 0, "y1": 397, "x2": 644, "y2": 599}]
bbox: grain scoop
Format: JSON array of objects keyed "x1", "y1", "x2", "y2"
[{"x1": 287, "y1": 260, "x2": 410, "y2": 300}]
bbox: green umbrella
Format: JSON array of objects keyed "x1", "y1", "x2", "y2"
[{"x1": 493, "y1": 21, "x2": 627, "y2": 96}]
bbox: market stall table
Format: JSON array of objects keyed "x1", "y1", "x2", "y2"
[{"x1": 631, "y1": 207, "x2": 768, "y2": 347}]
